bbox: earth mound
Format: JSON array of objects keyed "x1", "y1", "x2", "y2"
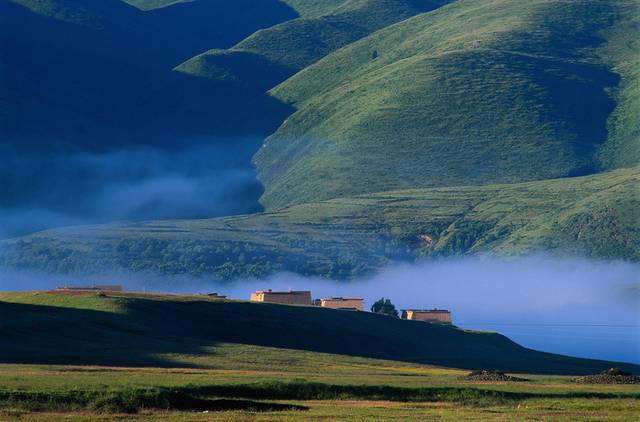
[
  {"x1": 463, "y1": 370, "x2": 529, "y2": 382},
  {"x1": 572, "y1": 368, "x2": 640, "y2": 385}
]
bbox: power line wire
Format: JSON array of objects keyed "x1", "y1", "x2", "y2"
[{"x1": 457, "y1": 323, "x2": 639, "y2": 328}]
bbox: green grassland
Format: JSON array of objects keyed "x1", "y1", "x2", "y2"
[
  {"x1": 123, "y1": 0, "x2": 187, "y2": 11},
  {"x1": 177, "y1": 0, "x2": 451, "y2": 88},
  {"x1": 0, "y1": 292, "x2": 638, "y2": 420},
  {"x1": 1, "y1": 397, "x2": 638, "y2": 421},
  {"x1": 2, "y1": 167, "x2": 637, "y2": 279},
  {"x1": 124, "y1": 0, "x2": 348, "y2": 17},
  {"x1": 255, "y1": 0, "x2": 640, "y2": 210}
]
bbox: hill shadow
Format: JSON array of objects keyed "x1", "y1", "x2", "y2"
[
  {"x1": 0, "y1": 0, "x2": 298, "y2": 236},
  {"x1": 1, "y1": 0, "x2": 297, "y2": 149},
  {"x1": 530, "y1": 57, "x2": 620, "y2": 178},
  {"x1": 1, "y1": 297, "x2": 638, "y2": 375}
]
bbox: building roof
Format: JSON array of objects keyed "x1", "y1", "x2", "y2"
[
  {"x1": 322, "y1": 297, "x2": 364, "y2": 301},
  {"x1": 254, "y1": 290, "x2": 311, "y2": 295},
  {"x1": 403, "y1": 309, "x2": 451, "y2": 313},
  {"x1": 57, "y1": 284, "x2": 123, "y2": 290}
]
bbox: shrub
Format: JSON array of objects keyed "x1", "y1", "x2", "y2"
[{"x1": 371, "y1": 297, "x2": 398, "y2": 318}]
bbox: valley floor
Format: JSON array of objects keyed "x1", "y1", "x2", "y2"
[
  {"x1": 1, "y1": 292, "x2": 638, "y2": 420},
  {"x1": 1, "y1": 363, "x2": 638, "y2": 421},
  {"x1": 3, "y1": 399, "x2": 640, "y2": 421}
]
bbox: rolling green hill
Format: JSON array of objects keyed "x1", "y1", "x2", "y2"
[
  {"x1": 2, "y1": 0, "x2": 638, "y2": 261},
  {"x1": 0, "y1": 0, "x2": 301, "y2": 234},
  {"x1": 1, "y1": 167, "x2": 636, "y2": 279},
  {"x1": 178, "y1": 0, "x2": 451, "y2": 86},
  {"x1": 123, "y1": 0, "x2": 189, "y2": 10},
  {"x1": 2, "y1": 0, "x2": 298, "y2": 145},
  {"x1": 1, "y1": 292, "x2": 636, "y2": 374},
  {"x1": 255, "y1": 0, "x2": 640, "y2": 210},
  {"x1": 124, "y1": 0, "x2": 348, "y2": 16}
]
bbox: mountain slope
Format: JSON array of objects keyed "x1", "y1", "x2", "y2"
[
  {"x1": 2, "y1": 292, "x2": 636, "y2": 374},
  {"x1": 124, "y1": 0, "x2": 348, "y2": 16},
  {"x1": 255, "y1": 0, "x2": 640, "y2": 210},
  {"x1": 597, "y1": 1, "x2": 640, "y2": 169},
  {"x1": 0, "y1": 0, "x2": 301, "y2": 236},
  {"x1": 177, "y1": 0, "x2": 450, "y2": 87},
  {"x1": 1, "y1": 167, "x2": 636, "y2": 279},
  {"x1": 1, "y1": 0, "x2": 298, "y2": 144}
]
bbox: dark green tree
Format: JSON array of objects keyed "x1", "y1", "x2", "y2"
[{"x1": 370, "y1": 297, "x2": 398, "y2": 318}]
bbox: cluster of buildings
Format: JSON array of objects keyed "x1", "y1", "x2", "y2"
[
  {"x1": 250, "y1": 289, "x2": 452, "y2": 324},
  {"x1": 52, "y1": 285, "x2": 451, "y2": 324}
]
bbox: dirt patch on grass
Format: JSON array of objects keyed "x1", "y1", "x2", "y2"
[
  {"x1": 463, "y1": 370, "x2": 530, "y2": 382},
  {"x1": 571, "y1": 368, "x2": 640, "y2": 385}
]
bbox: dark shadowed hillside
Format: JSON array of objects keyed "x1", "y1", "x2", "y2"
[
  {"x1": 0, "y1": 0, "x2": 300, "y2": 236},
  {"x1": 177, "y1": 0, "x2": 451, "y2": 89},
  {"x1": 1, "y1": 0, "x2": 298, "y2": 145},
  {"x1": 1, "y1": 292, "x2": 636, "y2": 374}
]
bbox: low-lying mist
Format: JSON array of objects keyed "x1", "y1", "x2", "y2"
[
  {"x1": 1, "y1": 256, "x2": 638, "y2": 364},
  {"x1": 0, "y1": 141, "x2": 264, "y2": 238}
]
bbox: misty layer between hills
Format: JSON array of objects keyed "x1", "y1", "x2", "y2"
[
  {"x1": 0, "y1": 143, "x2": 264, "y2": 238},
  {"x1": 1, "y1": 256, "x2": 638, "y2": 364}
]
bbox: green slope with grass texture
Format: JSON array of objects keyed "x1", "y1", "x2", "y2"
[
  {"x1": 177, "y1": 0, "x2": 451, "y2": 89},
  {"x1": 124, "y1": 0, "x2": 347, "y2": 16},
  {"x1": 596, "y1": 1, "x2": 640, "y2": 169},
  {"x1": 255, "y1": 0, "x2": 640, "y2": 210},
  {"x1": 1, "y1": 292, "x2": 637, "y2": 374},
  {"x1": 1, "y1": 167, "x2": 637, "y2": 279},
  {"x1": 123, "y1": 0, "x2": 189, "y2": 10}
]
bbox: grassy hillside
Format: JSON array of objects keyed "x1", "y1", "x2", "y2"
[
  {"x1": 123, "y1": 0, "x2": 189, "y2": 10},
  {"x1": 0, "y1": 0, "x2": 301, "y2": 234},
  {"x1": 2, "y1": 0, "x2": 297, "y2": 145},
  {"x1": 1, "y1": 167, "x2": 637, "y2": 279},
  {"x1": 597, "y1": 1, "x2": 640, "y2": 169},
  {"x1": 1, "y1": 292, "x2": 636, "y2": 374},
  {"x1": 255, "y1": 0, "x2": 640, "y2": 210},
  {"x1": 124, "y1": 0, "x2": 348, "y2": 16},
  {"x1": 178, "y1": 0, "x2": 450, "y2": 85}
]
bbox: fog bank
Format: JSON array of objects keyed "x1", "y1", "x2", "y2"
[{"x1": 0, "y1": 141, "x2": 263, "y2": 238}]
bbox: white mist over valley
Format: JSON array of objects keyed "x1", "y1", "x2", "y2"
[{"x1": 3, "y1": 256, "x2": 638, "y2": 364}]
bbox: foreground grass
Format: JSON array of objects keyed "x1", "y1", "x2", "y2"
[
  {"x1": 1, "y1": 293, "x2": 637, "y2": 419},
  {"x1": 2, "y1": 359, "x2": 639, "y2": 396},
  {"x1": 3, "y1": 399, "x2": 638, "y2": 421},
  {"x1": 0, "y1": 375, "x2": 638, "y2": 421}
]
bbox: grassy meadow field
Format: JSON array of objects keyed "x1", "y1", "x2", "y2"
[{"x1": 1, "y1": 291, "x2": 638, "y2": 420}]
